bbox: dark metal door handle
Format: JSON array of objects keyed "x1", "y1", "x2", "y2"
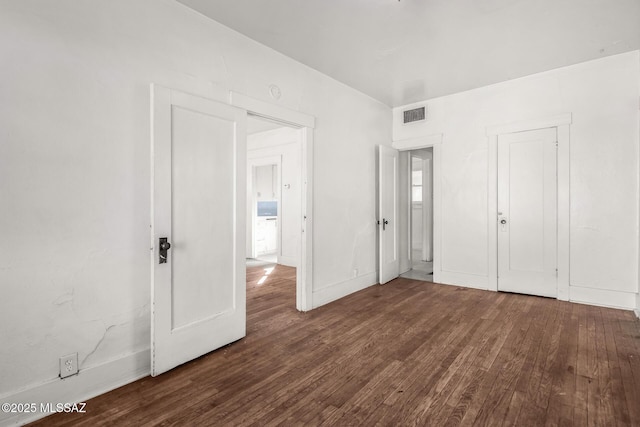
[
  {"x1": 159, "y1": 237, "x2": 171, "y2": 264},
  {"x1": 500, "y1": 219, "x2": 507, "y2": 225},
  {"x1": 383, "y1": 219, "x2": 389, "y2": 231}
]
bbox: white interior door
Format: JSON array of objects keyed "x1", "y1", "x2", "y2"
[
  {"x1": 379, "y1": 145, "x2": 399, "y2": 284},
  {"x1": 151, "y1": 85, "x2": 246, "y2": 376},
  {"x1": 498, "y1": 127, "x2": 557, "y2": 297}
]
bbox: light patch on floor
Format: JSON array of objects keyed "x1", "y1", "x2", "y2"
[{"x1": 257, "y1": 267, "x2": 274, "y2": 285}]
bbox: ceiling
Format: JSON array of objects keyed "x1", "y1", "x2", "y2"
[{"x1": 177, "y1": 0, "x2": 640, "y2": 107}]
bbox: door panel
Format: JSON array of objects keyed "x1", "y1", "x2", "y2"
[
  {"x1": 379, "y1": 145, "x2": 399, "y2": 284},
  {"x1": 171, "y1": 106, "x2": 235, "y2": 328},
  {"x1": 151, "y1": 86, "x2": 246, "y2": 376},
  {"x1": 498, "y1": 127, "x2": 557, "y2": 297}
]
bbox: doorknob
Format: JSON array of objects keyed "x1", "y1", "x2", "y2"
[
  {"x1": 383, "y1": 218, "x2": 389, "y2": 231},
  {"x1": 159, "y1": 237, "x2": 171, "y2": 264},
  {"x1": 500, "y1": 219, "x2": 507, "y2": 225}
]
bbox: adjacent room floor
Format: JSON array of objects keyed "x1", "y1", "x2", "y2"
[
  {"x1": 32, "y1": 266, "x2": 640, "y2": 426},
  {"x1": 400, "y1": 250, "x2": 434, "y2": 282}
]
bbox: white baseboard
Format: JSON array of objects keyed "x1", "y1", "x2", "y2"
[
  {"x1": 438, "y1": 270, "x2": 489, "y2": 291},
  {"x1": 0, "y1": 349, "x2": 150, "y2": 426},
  {"x1": 312, "y1": 272, "x2": 377, "y2": 309},
  {"x1": 569, "y1": 286, "x2": 636, "y2": 310}
]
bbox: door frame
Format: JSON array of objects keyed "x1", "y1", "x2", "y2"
[
  {"x1": 230, "y1": 92, "x2": 315, "y2": 312},
  {"x1": 393, "y1": 134, "x2": 442, "y2": 283},
  {"x1": 487, "y1": 113, "x2": 572, "y2": 301},
  {"x1": 408, "y1": 152, "x2": 433, "y2": 264},
  {"x1": 420, "y1": 156, "x2": 432, "y2": 262}
]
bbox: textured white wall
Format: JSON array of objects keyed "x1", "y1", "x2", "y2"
[
  {"x1": 394, "y1": 51, "x2": 640, "y2": 309},
  {"x1": 0, "y1": 0, "x2": 391, "y2": 412}
]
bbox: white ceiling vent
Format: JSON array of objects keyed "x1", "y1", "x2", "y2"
[{"x1": 403, "y1": 106, "x2": 426, "y2": 124}]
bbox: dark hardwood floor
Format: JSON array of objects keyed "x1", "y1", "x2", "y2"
[{"x1": 32, "y1": 265, "x2": 640, "y2": 426}]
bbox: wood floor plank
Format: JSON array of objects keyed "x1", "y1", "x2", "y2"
[
  {"x1": 502, "y1": 296, "x2": 555, "y2": 425},
  {"x1": 443, "y1": 367, "x2": 488, "y2": 427},
  {"x1": 510, "y1": 299, "x2": 563, "y2": 426},
  {"x1": 573, "y1": 303, "x2": 590, "y2": 427},
  {"x1": 613, "y1": 309, "x2": 640, "y2": 426},
  {"x1": 29, "y1": 266, "x2": 640, "y2": 427},
  {"x1": 468, "y1": 296, "x2": 537, "y2": 426},
  {"x1": 542, "y1": 301, "x2": 576, "y2": 426},
  {"x1": 601, "y1": 308, "x2": 631, "y2": 426}
]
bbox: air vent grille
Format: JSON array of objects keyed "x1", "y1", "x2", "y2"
[{"x1": 403, "y1": 106, "x2": 426, "y2": 124}]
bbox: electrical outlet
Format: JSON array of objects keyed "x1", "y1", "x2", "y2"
[{"x1": 59, "y1": 353, "x2": 78, "y2": 378}]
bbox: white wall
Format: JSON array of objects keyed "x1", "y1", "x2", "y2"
[
  {"x1": 248, "y1": 127, "x2": 302, "y2": 267},
  {"x1": 0, "y1": 0, "x2": 391, "y2": 423},
  {"x1": 393, "y1": 51, "x2": 640, "y2": 310}
]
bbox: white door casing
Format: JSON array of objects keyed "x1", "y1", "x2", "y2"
[
  {"x1": 393, "y1": 135, "x2": 442, "y2": 284},
  {"x1": 379, "y1": 145, "x2": 400, "y2": 284},
  {"x1": 230, "y1": 93, "x2": 314, "y2": 311},
  {"x1": 151, "y1": 85, "x2": 247, "y2": 376},
  {"x1": 497, "y1": 127, "x2": 557, "y2": 297}
]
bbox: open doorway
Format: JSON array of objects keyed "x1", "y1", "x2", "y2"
[
  {"x1": 246, "y1": 115, "x2": 302, "y2": 307},
  {"x1": 400, "y1": 148, "x2": 434, "y2": 282},
  {"x1": 231, "y1": 91, "x2": 315, "y2": 311},
  {"x1": 250, "y1": 162, "x2": 280, "y2": 264}
]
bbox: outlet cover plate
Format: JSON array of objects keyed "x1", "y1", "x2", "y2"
[{"x1": 60, "y1": 353, "x2": 78, "y2": 378}]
